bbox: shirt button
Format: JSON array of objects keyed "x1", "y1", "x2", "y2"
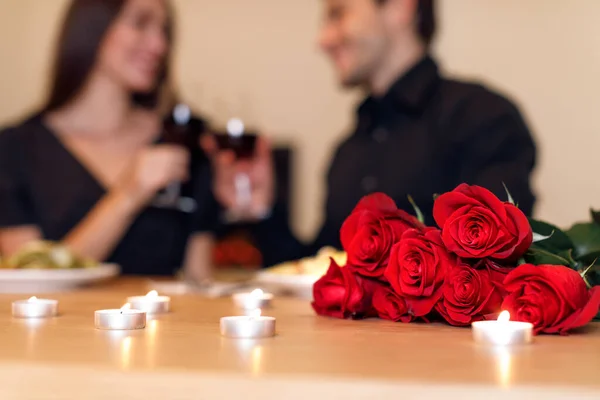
[
  {"x1": 372, "y1": 127, "x2": 389, "y2": 143},
  {"x1": 361, "y1": 176, "x2": 378, "y2": 192}
]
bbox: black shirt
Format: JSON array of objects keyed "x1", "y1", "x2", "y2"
[
  {"x1": 254, "y1": 56, "x2": 537, "y2": 266},
  {"x1": 0, "y1": 115, "x2": 217, "y2": 275}
]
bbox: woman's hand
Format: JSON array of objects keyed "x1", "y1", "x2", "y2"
[
  {"x1": 115, "y1": 144, "x2": 190, "y2": 209},
  {"x1": 202, "y1": 135, "x2": 275, "y2": 221}
]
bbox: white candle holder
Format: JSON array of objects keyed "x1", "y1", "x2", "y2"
[
  {"x1": 12, "y1": 297, "x2": 58, "y2": 318},
  {"x1": 232, "y1": 289, "x2": 273, "y2": 311},
  {"x1": 95, "y1": 304, "x2": 146, "y2": 330},
  {"x1": 127, "y1": 290, "x2": 170, "y2": 314},
  {"x1": 220, "y1": 309, "x2": 276, "y2": 339},
  {"x1": 472, "y1": 311, "x2": 533, "y2": 346}
]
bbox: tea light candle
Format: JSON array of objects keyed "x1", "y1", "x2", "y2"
[
  {"x1": 220, "y1": 309, "x2": 276, "y2": 339},
  {"x1": 95, "y1": 304, "x2": 146, "y2": 330},
  {"x1": 127, "y1": 290, "x2": 170, "y2": 314},
  {"x1": 12, "y1": 296, "x2": 58, "y2": 318},
  {"x1": 472, "y1": 311, "x2": 533, "y2": 346},
  {"x1": 232, "y1": 289, "x2": 273, "y2": 311}
]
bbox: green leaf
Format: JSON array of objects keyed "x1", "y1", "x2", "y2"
[
  {"x1": 580, "y1": 262, "x2": 596, "y2": 289},
  {"x1": 502, "y1": 182, "x2": 515, "y2": 205},
  {"x1": 590, "y1": 209, "x2": 600, "y2": 225},
  {"x1": 561, "y1": 249, "x2": 578, "y2": 267},
  {"x1": 528, "y1": 219, "x2": 574, "y2": 254},
  {"x1": 407, "y1": 195, "x2": 425, "y2": 224},
  {"x1": 581, "y1": 261, "x2": 600, "y2": 288},
  {"x1": 574, "y1": 256, "x2": 600, "y2": 289},
  {"x1": 566, "y1": 222, "x2": 600, "y2": 259},
  {"x1": 524, "y1": 247, "x2": 575, "y2": 267},
  {"x1": 532, "y1": 231, "x2": 554, "y2": 243},
  {"x1": 575, "y1": 250, "x2": 600, "y2": 266}
]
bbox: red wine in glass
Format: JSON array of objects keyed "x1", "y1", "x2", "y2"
[
  {"x1": 214, "y1": 118, "x2": 258, "y2": 220},
  {"x1": 153, "y1": 104, "x2": 202, "y2": 213},
  {"x1": 162, "y1": 104, "x2": 204, "y2": 150},
  {"x1": 214, "y1": 118, "x2": 257, "y2": 159}
]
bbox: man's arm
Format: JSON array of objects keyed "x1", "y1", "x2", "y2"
[
  {"x1": 250, "y1": 202, "x2": 311, "y2": 267},
  {"x1": 456, "y1": 91, "x2": 537, "y2": 214}
]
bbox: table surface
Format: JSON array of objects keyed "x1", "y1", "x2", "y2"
[{"x1": 0, "y1": 278, "x2": 599, "y2": 400}]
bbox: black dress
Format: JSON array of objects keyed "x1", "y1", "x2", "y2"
[{"x1": 0, "y1": 115, "x2": 217, "y2": 275}]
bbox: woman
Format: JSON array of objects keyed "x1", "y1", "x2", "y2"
[{"x1": 0, "y1": 0, "x2": 216, "y2": 280}]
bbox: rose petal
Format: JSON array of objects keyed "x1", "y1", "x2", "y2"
[
  {"x1": 353, "y1": 192, "x2": 398, "y2": 213},
  {"x1": 372, "y1": 286, "x2": 413, "y2": 323},
  {"x1": 545, "y1": 286, "x2": 600, "y2": 335},
  {"x1": 433, "y1": 189, "x2": 483, "y2": 227},
  {"x1": 434, "y1": 184, "x2": 532, "y2": 261}
]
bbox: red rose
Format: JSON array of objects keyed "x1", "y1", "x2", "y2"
[
  {"x1": 341, "y1": 193, "x2": 423, "y2": 280},
  {"x1": 435, "y1": 263, "x2": 504, "y2": 326},
  {"x1": 473, "y1": 258, "x2": 514, "y2": 297},
  {"x1": 312, "y1": 259, "x2": 378, "y2": 319},
  {"x1": 384, "y1": 228, "x2": 454, "y2": 317},
  {"x1": 501, "y1": 264, "x2": 600, "y2": 334},
  {"x1": 372, "y1": 285, "x2": 414, "y2": 323},
  {"x1": 433, "y1": 184, "x2": 532, "y2": 260}
]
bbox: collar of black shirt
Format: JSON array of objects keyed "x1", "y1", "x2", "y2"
[{"x1": 357, "y1": 55, "x2": 441, "y2": 121}]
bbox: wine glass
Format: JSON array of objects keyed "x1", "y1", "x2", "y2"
[
  {"x1": 214, "y1": 118, "x2": 258, "y2": 221},
  {"x1": 153, "y1": 103, "x2": 199, "y2": 213}
]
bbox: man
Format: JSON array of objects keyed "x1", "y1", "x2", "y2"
[{"x1": 208, "y1": 0, "x2": 536, "y2": 266}]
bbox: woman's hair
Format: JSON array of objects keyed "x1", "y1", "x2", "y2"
[{"x1": 44, "y1": 0, "x2": 173, "y2": 112}]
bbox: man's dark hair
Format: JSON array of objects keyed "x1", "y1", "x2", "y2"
[{"x1": 376, "y1": 0, "x2": 436, "y2": 46}]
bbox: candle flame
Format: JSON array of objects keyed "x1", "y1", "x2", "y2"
[
  {"x1": 120, "y1": 303, "x2": 131, "y2": 311},
  {"x1": 146, "y1": 290, "x2": 159, "y2": 298},
  {"x1": 498, "y1": 311, "x2": 510, "y2": 323},
  {"x1": 28, "y1": 296, "x2": 38, "y2": 302},
  {"x1": 250, "y1": 289, "x2": 264, "y2": 297},
  {"x1": 250, "y1": 309, "x2": 262, "y2": 318}
]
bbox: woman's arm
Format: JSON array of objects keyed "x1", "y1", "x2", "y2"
[
  {"x1": 0, "y1": 145, "x2": 190, "y2": 261},
  {"x1": 60, "y1": 189, "x2": 140, "y2": 260},
  {"x1": 0, "y1": 226, "x2": 43, "y2": 255},
  {"x1": 0, "y1": 190, "x2": 137, "y2": 259}
]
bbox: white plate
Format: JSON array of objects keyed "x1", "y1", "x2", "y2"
[
  {"x1": 0, "y1": 264, "x2": 120, "y2": 293},
  {"x1": 254, "y1": 271, "x2": 321, "y2": 299}
]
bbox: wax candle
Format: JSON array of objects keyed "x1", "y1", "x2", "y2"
[
  {"x1": 220, "y1": 309, "x2": 276, "y2": 339},
  {"x1": 127, "y1": 290, "x2": 170, "y2": 314},
  {"x1": 472, "y1": 311, "x2": 533, "y2": 346},
  {"x1": 95, "y1": 303, "x2": 146, "y2": 330},
  {"x1": 232, "y1": 289, "x2": 273, "y2": 311},
  {"x1": 12, "y1": 296, "x2": 58, "y2": 318}
]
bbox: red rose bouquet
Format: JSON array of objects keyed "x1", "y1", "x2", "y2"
[{"x1": 313, "y1": 184, "x2": 600, "y2": 335}]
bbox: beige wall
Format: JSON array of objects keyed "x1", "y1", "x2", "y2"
[{"x1": 1, "y1": 0, "x2": 599, "y2": 239}]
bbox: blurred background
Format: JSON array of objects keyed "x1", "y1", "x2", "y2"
[{"x1": 1, "y1": 0, "x2": 599, "y2": 243}]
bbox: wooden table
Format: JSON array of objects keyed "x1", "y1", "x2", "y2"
[{"x1": 0, "y1": 278, "x2": 598, "y2": 400}]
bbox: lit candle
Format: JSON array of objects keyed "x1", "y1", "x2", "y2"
[
  {"x1": 220, "y1": 309, "x2": 276, "y2": 339},
  {"x1": 472, "y1": 311, "x2": 533, "y2": 346},
  {"x1": 12, "y1": 296, "x2": 58, "y2": 319},
  {"x1": 95, "y1": 303, "x2": 146, "y2": 330},
  {"x1": 126, "y1": 290, "x2": 170, "y2": 314},
  {"x1": 232, "y1": 289, "x2": 274, "y2": 311}
]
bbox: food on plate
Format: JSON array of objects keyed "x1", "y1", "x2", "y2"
[
  {"x1": 265, "y1": 247, "x2": 347, "y2": 277},
  {"x1": 2, "y1": 241, "x2": 97, "y2": 269}
]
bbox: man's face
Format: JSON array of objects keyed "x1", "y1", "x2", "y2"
[{"x1": 319, "y1": 0, "x2": 391, "y2": 88}]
